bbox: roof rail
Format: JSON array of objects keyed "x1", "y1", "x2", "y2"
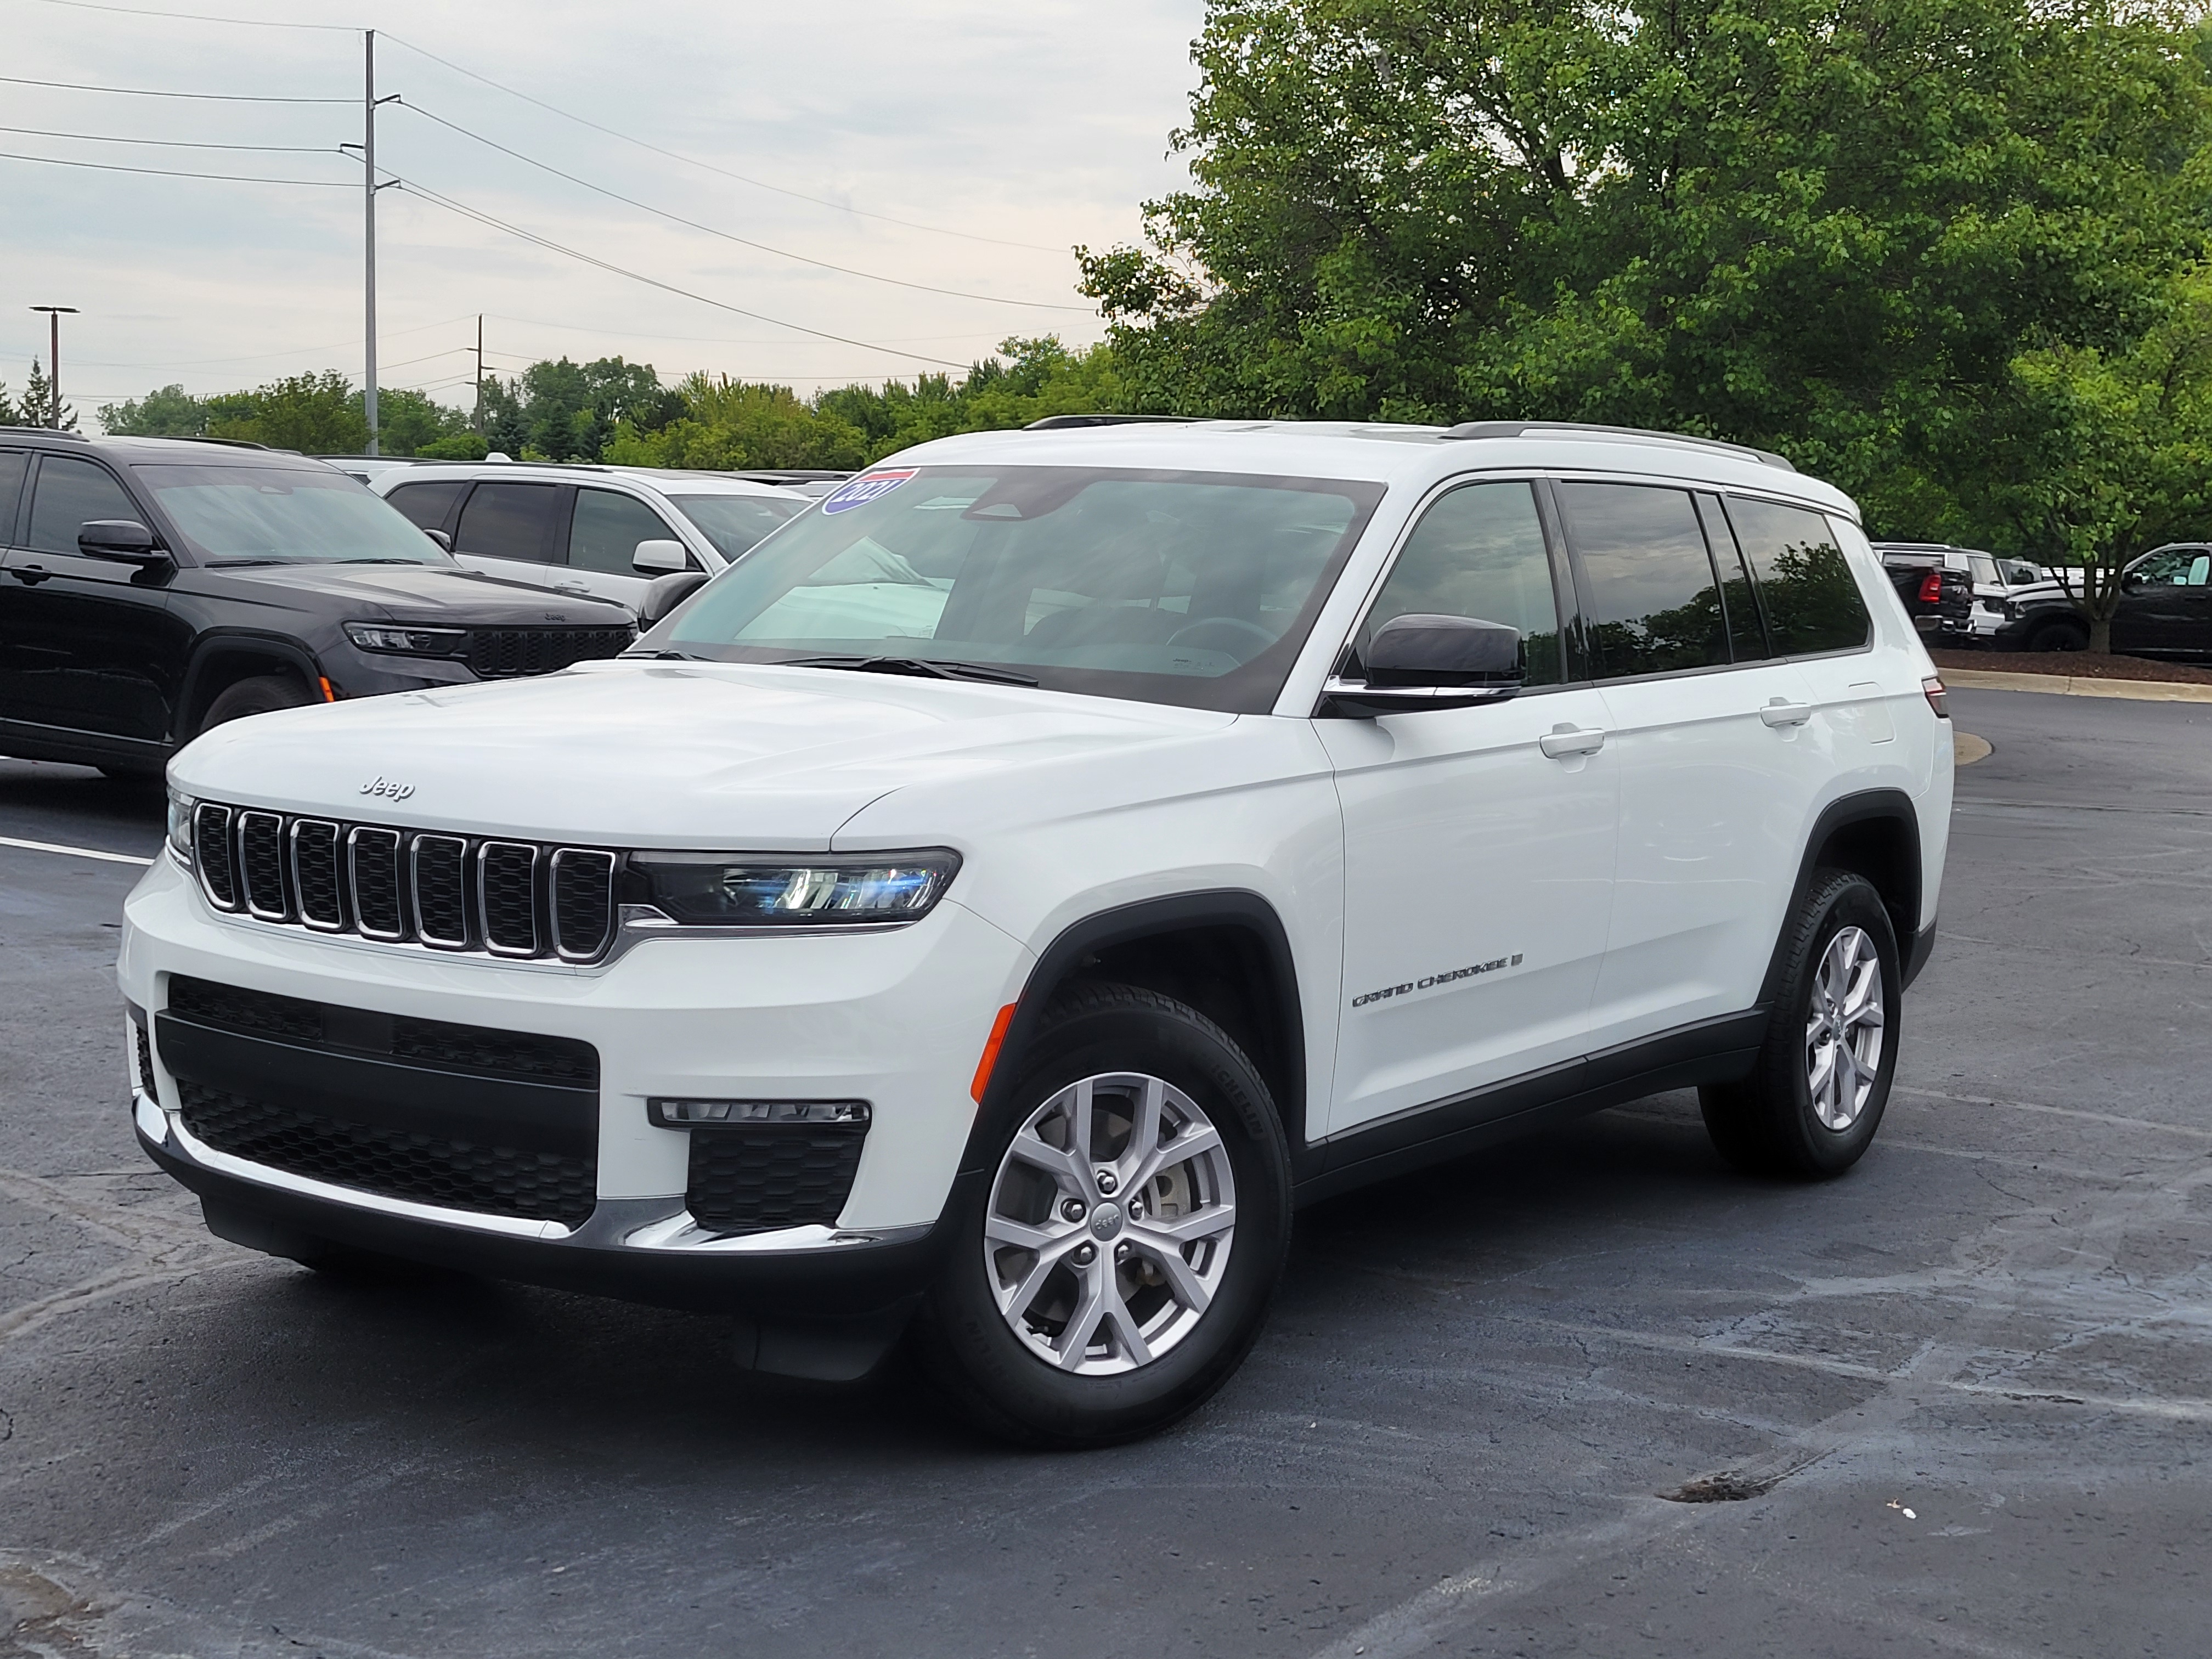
[
  {"x1": 0, "y1": 424, "x2": 89, "y2": 441},
  {"x1": 1442, "y1": 420, "x2": 1796, "y2": 472},
  {"x1": 1023, "y1": 414, "x2": 1201, "y2": 431}
]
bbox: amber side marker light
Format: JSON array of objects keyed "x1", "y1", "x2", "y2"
[
  {"x1": 318, "y1": 676, "x2": 337, "y2": 702},
  {"x1": 970, "y1": 1003, "x2": 1018, "y2": 1103}
]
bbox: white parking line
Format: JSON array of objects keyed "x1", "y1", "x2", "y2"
[{"x1": 0, "y1": 834, "x2": 154, "y2": 867}]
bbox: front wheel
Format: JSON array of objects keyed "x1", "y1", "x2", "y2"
[
  {"x1": 1700, "y1": 870, "x2": 1901, "y2": 1179},
  {"x1": 910, "y1": 982, "x2": 1291, "y2": 1447}
]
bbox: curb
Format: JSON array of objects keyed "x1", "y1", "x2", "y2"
[{"x1": 1942, "y1": 667, "x2": 2212, "y2": 704}]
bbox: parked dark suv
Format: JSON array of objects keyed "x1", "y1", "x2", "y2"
[{"x1": 0, "y1": 431, "x2": 635, "y2": 776}]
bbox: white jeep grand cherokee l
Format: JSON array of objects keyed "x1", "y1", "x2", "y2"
[{"x1": 120, "y1": 418, "x2": 1952, "y2": 1446}]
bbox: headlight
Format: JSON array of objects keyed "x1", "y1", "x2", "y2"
[
  {"x1": 345, "y1": 623, "x2": 467, "y2": 656},
  {"x1": 165, "y1": 789, "x2": 195, "y2": 868},
  {"x1": 622, "y1": 850, "x2": 961, "y2": 928}
]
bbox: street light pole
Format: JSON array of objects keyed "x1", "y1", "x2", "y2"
[
  {"x1": 29, "y1": 306, "x2": 78, "y2": 428},
  {"x1": 363, "y1": 29, "x2": 379, "y2": 456}
]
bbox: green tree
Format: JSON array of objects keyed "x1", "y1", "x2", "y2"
[
  {"x1": 205, "y1": 371, "x2": 368, "y2": 452},
  {"x1": 99, "y1": 384, "x2": 207, "y2": 437},
  {"x1": 371, "y1": 387, "x2": 470, "y2": 456},
  {"x1": 1080, "y1": 0, "x2": 2212, "y2": 548},
  {"x1": 479, "y1": 357, "x2": 679, "y2": 462},
  {"x1": 16, "y1": 357, "x2": 77, "y2": 431}
]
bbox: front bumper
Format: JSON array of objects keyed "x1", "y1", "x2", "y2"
[{"x1": 120, "y1": 853, "x2": 1030, "y2": 1325}]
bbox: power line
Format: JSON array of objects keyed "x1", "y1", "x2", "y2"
[
  {"x1": 379, "y1": 33, "x2": 1068, "y2": 255},
  {"x1": 482, "y1": 312, "x2": 996, "y2": 346},
  {"x1": 24, "y1": 0, "x2": 356, "y2": 29},
  {"x1": 394, "y1": 100, "x2": 1090, "y2": 313},
  {"x1": 0, "y1": 122, "x2": 334, "y2": 154},
  {"x1": 389, "y1": 173, "x2": 972, "y2": 370},
  {"x1": 0, "y1": 148, "x2": 349, "y2": 186},
  {"x1": 72, "y1": 314, "x2": 481, "y2": 369},
  {"x1": 0, "y1": 72, "x2": 351, "y2": 103}
]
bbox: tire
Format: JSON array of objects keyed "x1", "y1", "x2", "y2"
[
  {"x1": 909, "y1": 981, "x2": 1293, "y2": 1448},
  {"x1": 1700, "y1": 870, "x2": 1901, "y2": 1180},
  {"x1": 2027, "y1": 619, "x2": 2088, "y2": 652},
  {"x1": 199, "y1": 673, "x2": 313, "y2": 733}
]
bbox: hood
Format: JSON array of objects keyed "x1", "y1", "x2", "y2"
[
  {"x1": 170, "y1": 660, "x2": 1237, "y2": 847},
  {"x1": 182, "y1": 562, "x2": 635, "y2": 627}
]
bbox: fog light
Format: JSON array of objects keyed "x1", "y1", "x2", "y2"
[{"x1": 649, "y1": 1098, "x2": 870, "y2": 1128}]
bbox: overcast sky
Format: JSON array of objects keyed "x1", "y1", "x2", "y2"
[{"x1": 1, "y1": 0, "x2": 1207, "y2": 425}]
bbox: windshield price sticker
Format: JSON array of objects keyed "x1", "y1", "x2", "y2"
[{"x1": 822, "y1": 469, "x2": 918, "y2": 515}]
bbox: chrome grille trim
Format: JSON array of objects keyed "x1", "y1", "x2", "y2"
[
  {"x1": 290, "y1": 820, "x2": 345, "y2": 930},
  {"x1": 193, "y1": 803, "x2": 239, "y2": 911},
  {"x1": 192, "y1": 803, "x2": 619, "y2": 964},
  {"x1": 410, "y1": 834, "x2": 472, "y2": 949},
  {"x1": 549, "y1": 848, "x2": 617, "y2": 963},
  {"x1": 477, "y1": 842, "x2": 540, "y2": 957},
  {"x1": 348, "y1": 827, "x2": 406, "y2": 940},
  {"x1": 237, "y1": 811, "x2": 290, "y2": 922}
]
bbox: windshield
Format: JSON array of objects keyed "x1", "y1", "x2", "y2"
[
  {"x1": 133, "y1": 464, "x2": 451, "y2": 565},
  {"x1": 646, "y1": 465, "x2": 1385, "y2": 712},
  {"x1": 667, "y1": 492, "x2": 806, "y2": 560}
]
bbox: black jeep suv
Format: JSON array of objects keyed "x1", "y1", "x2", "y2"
[{"x1": 0, "y1": 431, "x2": 635, "y2": 776}]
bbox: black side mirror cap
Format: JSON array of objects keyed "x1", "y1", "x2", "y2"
[
  {"x1": 76, "y1": 520, "x2": 171, "y2": 567},
  {"x1": 1365, "y1": 613, "x2": 1525, "y2": 686},
  {"x1": 639, "y1": 569, "x2": 709, "y2": 628}
]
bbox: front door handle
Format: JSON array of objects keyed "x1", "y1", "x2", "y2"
[
  {"x1": 1759, "y1": 698, "x2": 1813, "y2": 728},
  {"x1": 1539, "y1": 724, "x2": 1607, "y2": 759},
  {"x1": 8, "y1": 564, "x2": 52, "y2": 585}
]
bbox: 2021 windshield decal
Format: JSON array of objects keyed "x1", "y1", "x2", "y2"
[
  {"x1": 1351, "y1": 952, "x2": 1524, "y2": 1009},
  {"x1": 820, "y1": 469, "x2": 917, "y2": 515}
]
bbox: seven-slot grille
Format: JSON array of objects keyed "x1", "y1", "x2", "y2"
[
  {"x1": 191, "y1": 802, "x2": 618, "y2": 962},
  {"x1": 468, "y1": 627, "x2": 634, "y2": 679}
]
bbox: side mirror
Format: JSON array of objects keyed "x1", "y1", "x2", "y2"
[
  {"x1": 76, "y1": 520, "x2": 171, "y2": 568},
  {"x1": 1319, "y1": 614, "x2": 1523, "y2": 719},
  {"x1": 639, "y1": 570, "x2": 709, "y2": 628},
  {"x1": 632, "y1": 538, "x2": 690, "y2": 575},
  {"x1": 422, "y1": 527, "x2": 454, "y2": 552}
]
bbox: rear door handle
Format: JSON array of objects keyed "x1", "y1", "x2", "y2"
[
  {"x1": 1759, "y1": 698, "x2": 1813, "y2": 727},
  {"x1": 8, "y1": 565, "x2": 52, "y2": 585},
  {"x1": 1539, "y1": 724, "x2": 1606, "y2": 759}
]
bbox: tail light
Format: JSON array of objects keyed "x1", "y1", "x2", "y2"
[
  {"x1": 1917, "y1": 571, "x2": 1943, "y2": 605},
  {"x1": 1923, "y1": 676, "x2": 1949, "y2": 719}
]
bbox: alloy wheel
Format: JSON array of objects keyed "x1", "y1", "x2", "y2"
[
  {"x1": 983, "y1": 1071, "x2": 1237, "y2": 1375},
  {"x1": 1804, "y1": 924, "x2": 1886, "y2": 1131}
]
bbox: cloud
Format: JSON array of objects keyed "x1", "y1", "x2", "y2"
[{"x1": 1, "y1": 0, "x2": 1203, "y2": 417}]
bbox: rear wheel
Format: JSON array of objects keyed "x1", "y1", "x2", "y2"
[
  {"x1": 1700, "y1": 870, "x2": 1900, "y2": 1179},
  {"x1": 2027, "y1": 618, "x2": 2088, "y2": 652},
  {"x1": 199, "y1": 673, "x2": 313, "y2": 733},
  {"x1": 910, "y1": 981, "x2": 1291, "y2": 1447}
]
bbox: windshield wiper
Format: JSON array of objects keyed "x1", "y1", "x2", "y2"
[
  {"x1": 783, "y1": 654, "x2": 1040, "y2": 686},
  {"x1": 626, "y1": 648, "x2": 702, "y2": 661},
  {"x1": 204, "y1": 557, "x2": 287, "y2": 567},
  {"x1": 331, "y1": 557, "x2": 434, "y2": 565}
]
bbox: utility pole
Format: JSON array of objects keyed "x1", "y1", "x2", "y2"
[
  {"x1": 363, "y1": 29, "x2": 379, "y2": 456},
  {"x1": 29, "y1": 306, "x2": 77, "y2": 428},
  {"x1": 340, "y1": 38, "x2": 396, "y2": 456},
  {"x1": 473, "y1": 314, "x2": 484, "y2": 434}
]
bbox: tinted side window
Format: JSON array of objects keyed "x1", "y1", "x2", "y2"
[
  {"x1": 454, "y1": 482, "x2": 562, "y2": 564},
  {"x1": 1696, "y1": 493, "x2": 1768, "y2": 661},
  {"x1": 385, "y1": 480, "x2": 467, "y2": 533},
  {"x1": 1558, "y1": 483, "x2": 1728, "y2": 678},
  {"x1": 27, "y1": 456, "x2": 141, "y2": 555},
  {"x1": 0, "y1": 451, "x2": 26, "y2": 543},
  {"x1": 1725, "y1": 497, "x2": 1870, "y2": 656},
  {"x1": 569, "y1": 488, "x2": 679, "y2": 575},
  {"x1": 1356, "y1": 481, "x2": 1563, "y2": 685},
  {"x1": 2129, "y1": 546, "x2": 2210, "y2": 586}
]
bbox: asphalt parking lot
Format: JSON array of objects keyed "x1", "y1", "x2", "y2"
[{"x1": 2, "y1": 686, "x2": 2208, "y2": 1659}]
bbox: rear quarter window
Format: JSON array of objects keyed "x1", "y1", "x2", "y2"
[
  {"x1": 384, "y1": 479, "x2": 467, "y2": 534},
  {"x1": 1725, "y1": 497, "x2": 1871, "y2": 656}
]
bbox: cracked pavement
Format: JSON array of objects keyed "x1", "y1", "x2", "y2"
[{"x1": 1, "y1": 688, "x2": 2208, "y2": 1657}]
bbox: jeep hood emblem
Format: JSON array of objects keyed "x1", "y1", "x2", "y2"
[{"x1": 360, "y1": 776, "x2": 415, "y2": 801}]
